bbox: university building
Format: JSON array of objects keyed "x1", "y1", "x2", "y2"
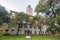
[{"x1": 0, "y1": 5, "x2": 47, "y2": 35}]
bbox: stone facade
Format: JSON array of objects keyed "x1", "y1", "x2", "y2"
[
  {"x1": 0, "y1": 23, "x2": 47, "y2": 35},
  {"x1": 0, "y1": 5, "x2": 47, "y2": 35},
  {"x1": 3, "y1": 24, "x2": 47, "y2": 35}
]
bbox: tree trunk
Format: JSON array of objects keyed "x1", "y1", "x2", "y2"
[
  {"x1": 16, "y1": 24, "x2": 22, "y2": 35},
  {"x1": 39, "y1": 26, "x2": 41, "y2": 35},
  {"x1": 16, "y1": 26, "x2": 20, "y2": 35}
]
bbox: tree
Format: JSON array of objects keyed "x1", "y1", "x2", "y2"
[
  {"x1": 15, "y1": 12, "x2": 30, "y2": 35},
  {"x1": 15, "y1": 12, "x2": 30, "y2": 23},
  {"x1": 35, "y1": 0, "x2": 49, "y2": 15},
  {"x1": 0, "y1": 5, "x2": 9, "y2": 24},
  {"x1": 31, "y1": 15, "x2": 45, "y2": 34},
  {"x1": 35, "y1": 0, "x2": 57, "y2": 15},
  {"x1": 35, "y1": 0, "x2": 60, "y2": 35},
  {"x1": 8, "y1": 11, "x2": 30, "y2": 35},
  {"x1": 0, "y1": 17, "x2": 3, "y2": 25}
]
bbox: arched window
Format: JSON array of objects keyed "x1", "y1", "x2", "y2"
[{"x1": 5, "y1": 29, "x2": 9, "y2": 32}]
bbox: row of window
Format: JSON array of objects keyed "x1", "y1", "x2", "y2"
[
  {"x1": 19, "y1": 26, "x2": 41, "y2": 29},
  {"x1": 0, "y1": 26, "x2": 41, "y2": 32},
  {"x1": 0, "y1": 29, "x2": 14, "y2": 32}
]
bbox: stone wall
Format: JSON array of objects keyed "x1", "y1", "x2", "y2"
[{"x1": 0, "y1": 25, "x2": 47, "y2": 35}]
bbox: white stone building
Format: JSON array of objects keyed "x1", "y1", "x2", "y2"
[{"x1": 0, "y1": 5, "x2": 47, "y2": 35}]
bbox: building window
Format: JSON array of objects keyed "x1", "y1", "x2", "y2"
[
  {"x1": 30, "y1": 30, "x2": 32, "y2": 34},
  {"x1": 30, "y1": 26, "x2": 32, "y2": 29},
  {"x1": 19, "y1": 30, "x2": 21, "y2": 31},
  {"x1": 25, "y1": 30, "x2": 26, "y2": 34},
  {"x1": 5, "y1": 29, "x2": 9, "y2": 32},
  {"x1": 34, "y1": 27, "x2": 36, "y2": 29},
  {"x1": 24, "y1": 25, "x2": 27, "y2": 28},
  {"x1": 35, "y1": 31, "x2": 36, "y2": 34},
  {"x1": 0, "y1": 30, "x2": 2, "y2": 32},
  {"x1": 11, "y1": 29, "x2": 14, "y2": 32},
  {"x1": 38, "y1": 26, "x2": 41, "y2": 29}
]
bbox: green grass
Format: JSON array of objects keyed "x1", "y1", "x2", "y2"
[
  {"x1": 31, "y1": 35, "x2": 60, "y2": 40},
  {"x1": 0, "y1": 35, "x2": 60, "y2": 40}
]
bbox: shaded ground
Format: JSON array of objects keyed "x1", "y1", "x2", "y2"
[{"x1": 0, "y1": 35, "x2": 60, "y2": 40}]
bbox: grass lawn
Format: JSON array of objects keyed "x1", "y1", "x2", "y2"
[{"x1": 0, "y1": 35, "x2": 60, "y2": 40}]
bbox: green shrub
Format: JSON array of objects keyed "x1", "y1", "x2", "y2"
[{"x1": 0, "y1": 27, "x2": 6, "y2": 36}]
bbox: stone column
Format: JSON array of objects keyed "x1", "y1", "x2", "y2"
[
  {"x1": 36, "y1": 27, "x2": 39, "y2": 34},
  {"x1": 22, "y1": 25, "x2": 24, "y2": 34},
  {"x1": 32, "y1": 27, "x2": 35, "y2": 34}
]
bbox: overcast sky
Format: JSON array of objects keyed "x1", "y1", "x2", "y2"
[{"x1": 0, "y1": 0, "x2": 39, "y2": 12}]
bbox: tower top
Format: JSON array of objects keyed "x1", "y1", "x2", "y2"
[
  {"x1": 26, "y1": 5, "x2": 33, "y2": 15},
  {"x1": 28, "y1": 5, "x2": 31, "y2": 7}
]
